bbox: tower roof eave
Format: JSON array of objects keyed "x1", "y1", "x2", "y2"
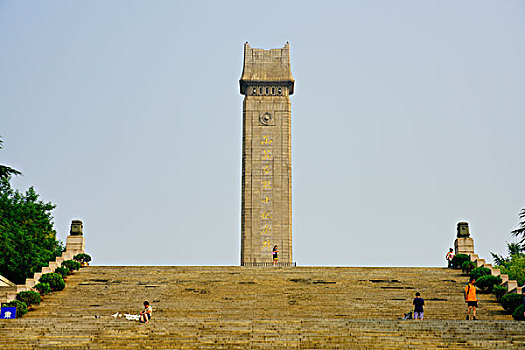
[
  {"x1": 239, "y1": 42, "x2": 294, "y2": 95},
  {"x1": 239, "y1": 80, "x2": 295, "y2": 95}
]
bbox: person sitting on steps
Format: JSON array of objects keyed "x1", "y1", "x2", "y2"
[{"x1": 139, "y1": 301, "x2": 152, "y2": 323}]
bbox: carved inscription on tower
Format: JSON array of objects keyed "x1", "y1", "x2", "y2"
[{"x1": 240, "y1": 43, "x2": 294, "y2": 265}]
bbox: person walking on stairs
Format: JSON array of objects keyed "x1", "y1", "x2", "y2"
[
  {"x1": 446, "y1": 248, "x2": 454, "y2": 268},
  {"x1": 413, "y1": 292, "x2": 425, "y2": 320},
  {"x1": 465, "y1": 277, "x2": 478, "y2": 320}
]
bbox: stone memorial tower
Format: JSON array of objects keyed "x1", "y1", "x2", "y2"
[{"x1": 239, "y1": 42, "x2": 294, "y2": 266}]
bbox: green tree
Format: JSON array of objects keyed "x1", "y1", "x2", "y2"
[
  {"x1": 511, "y1": 208, "x2": 525, "y2": 250},
  {"x1": 34, "y1": 282, "x2": 51, "y2": 295},
  {"x1": 0, "y1": 139, "x2": 63, "y2": 284},
  {"x1": 498, "y1": 255, "x2": 525, "y2": 287},
  {"x1": 16, "y1": 290, "x2": 41, "y2": 306},
  {"x1": 451, "y1": 254, "x2": 470, "y2": 269},
  {"x1": 491, "y1": 211, "x2": 525, "y2": 288},
  {"x1": 491, "y1": 242, "x2": 523, "y2": 266},
  {"x1": 39, "y1": 273, "x2": 65, "y2": 291},
  {"x1": 0, "y1": 138, "x2": 22, "y2": 179},
  {"x1": 61, "y1": 260, "x2": 80, "y2": 272}
]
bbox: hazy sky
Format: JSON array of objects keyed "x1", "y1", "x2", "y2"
[{"x1": 1, "y1": 1, "x2": 524, "y2": 267}]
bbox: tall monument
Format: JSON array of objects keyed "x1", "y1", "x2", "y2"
[{"x1": 239, "y1": 42, "x2": 294, "y2": 266}]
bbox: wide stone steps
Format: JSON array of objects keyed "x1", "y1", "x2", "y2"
[
  {"x1": 1, "y1": 320, "x2": 524, "y2": 349},
  {"x1": 0, "y1": 266, "x2": 523, "y2": 349}
]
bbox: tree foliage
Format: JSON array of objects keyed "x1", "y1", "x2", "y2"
[
  {"x1": 39, "y1": 273, "x2": 65, "y2": 291},
  {"x1": 34, "y1": 282, "x2": 51, "y2": 295},
  {"x1": 512, "y1": 304, "x2": 525, "y2": 321},
  {"x1": 0, "y1": 138, "x2": 22, "y2": 179},
  {"x1": 511, "y1": 208, "x2": 525, "y2": 250},
  {"x1": 492, "y1": 241, "x2": 525, "y2": 287},
  {"x1": 62, "y1": 259, "x2": 80, "y2": 272},
  {"x1": 469, "y1": 267, "x2": 491, "y2": 281},
  {"x1": 498, "y1": 254, "x2": 525, "y2": 287},
  {"x1": 451, "y1": 254, "x2": 470, "y2": 269},
  {"x1": 461, "y1": 261, "x2": 476, "y2": 274},
  {"x1": 1, "y1": 300, "x2": 27, "y2": 318},
  {"x1": 491, "y1": 210, "x2": 525, "y2": 288},
  {"x1": 0, "y1": 178, "x2": 63, "y2": 284},
  {"x1": 16, "y1": 291, "x2": 41, "y2": 306},
  {"x1": 492, "y1": 284, "x2": 507, "y2": 302},
  {"x1": 492, "y1": 242, "x2": 523, "y2": 266},
  {"x1": 500, "y1": 293, "x2": 524, "y2": 313},
  {"x1": 54, "y1": 266, "x2": 70, "y2": 278},
  {"x1": 474, "y1": 275, "x2": 502, "y2": 293},
  {"x1": 73, "y1": 253, "x2": 92, "y2": 264}
]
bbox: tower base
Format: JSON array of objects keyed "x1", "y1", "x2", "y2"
[
  {"x1": 454, "y1": 237, "x2": 474, "y2": 256},
  {"x1": 66, "y1": 235, "x2": 85, "y2": 255}
]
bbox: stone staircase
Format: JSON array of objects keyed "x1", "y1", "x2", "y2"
[
  {"x1": 470, "y1": 254, "x2": 523, "y2": 295},
  {"x1": 1, "y1": 266, "x2": 524, "y2": 349},
  {"x1": 0, "y1": 251, "x2": 77, "y2": 304}
]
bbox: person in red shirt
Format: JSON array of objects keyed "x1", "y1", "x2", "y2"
[{"x1": 446, "y1": 248, "x2": 455, "y2": 268}]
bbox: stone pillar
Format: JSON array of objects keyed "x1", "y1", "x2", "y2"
[
  {"x1": 454, "y1": 222, "x2": 474, "y2": 256},
  {"x1": 66, "y1": 219, "x2": 85, "y2": 255}
]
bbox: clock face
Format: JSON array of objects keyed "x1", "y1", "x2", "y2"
[{"x1": 260, "y1": 113, "x2": 273, "y2": 126}]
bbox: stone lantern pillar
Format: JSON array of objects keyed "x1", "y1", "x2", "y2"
[
  {"x1": 66, "y1": 219, "x2": 85, "y2": 255},
  {"x1": 454, "y1": 222, "x2": 474, "y2": 256}
]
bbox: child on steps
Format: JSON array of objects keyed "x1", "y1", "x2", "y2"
[
  {"x1": 413, "y1": 292, "x2": 424, "y2": 320},
  {"x1": 139, "y1": 300, "x2": 152, "y2": 323}
]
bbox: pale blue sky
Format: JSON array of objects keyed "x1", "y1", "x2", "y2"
[{"x1": 1, "y1": 1, "x2": 524, "y2": 266}]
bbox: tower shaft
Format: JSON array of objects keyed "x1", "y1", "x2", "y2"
[{"x1": 240, "y1": 43, "x2": 294, "y2": 265}]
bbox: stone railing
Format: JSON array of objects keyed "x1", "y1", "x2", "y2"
[
  {"x1": 0, "y1": 220, "x2": 86, "y2": 304},
  {"x1": 469, "y1": 253, "x2": 522, "y2": 295},
  {"x1": 0, "y1": 251, "x2": 77, "y2": 304}
]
